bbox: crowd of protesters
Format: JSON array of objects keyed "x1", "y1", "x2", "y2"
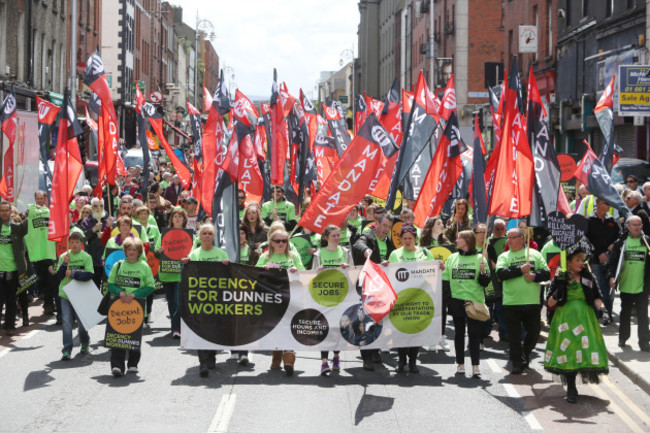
[{"x1": 0, "y1": 155, "x2": 648, "y2": 404}]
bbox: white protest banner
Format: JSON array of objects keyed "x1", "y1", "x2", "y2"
[
  {"x1": 62, "y1": 280, "x2": 105, "y2": 331},
  {"x1": 181, "y1": 261, "x2": 441, "y2": 351}
]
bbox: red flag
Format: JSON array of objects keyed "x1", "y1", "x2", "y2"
[
  {"x1": 221, "y1": 127, "x2": 240, "y2": 182},
  {"x1": 192, "y1": 157, "x2": 202, "y2": 201},
  {"x1": 238, "y1": 127, "x2": 264, "y2": 204},
  {"x1": 438, "y1": 75, "x2": 457, "y2": 121},
  {"x1": 254, "y1": 124, "x2": 267, "y2": 161},
  {"x1": 313, "y1": 115, "x2": 338, "y2": 186},
  {"x1": 0, "y1": 89, "x2": 17, "y2": 201},
  {"x1": 101, "y1": 105, "x2": 120, "y2": 185},
  {"x1": 233, "y1": 89, "x2": 259, "y2": 128},
  {"x1": 270, "y1": 69, "x2": 289, "y2": 185},
  {"x1": 300, "y1": 88, "x2": 318, "y2": 150},
  {"x1": 354, "y1": 94, "x2": 368, "y2": 135},
  {"x1": 203, "y1": 86, "x2": 213, "y2": 113},
  {"x1": 413, "y1": 111, "x2": 465, "y2": 227},
  {"x1": 299, "y1": 114, "x2": 397, "y2": 233},
  {"x1": 370, "y1": 83, "x2": 403, "y2": 200},
  {"x1": 360, "y1": 258, "x2": 397, "y2": 323},
  {"x1": 48, "y1": 93, "x2": 84, "y2": 241},
  {"x1": 148, "y1": 115, "x2": 191, "y2": 190},
  {"x1": 488, "y1": 60, "x2": 534, "y2": 218},
  {"x1": 135, "y1": 82, "x2": 146, "y2": 114}
]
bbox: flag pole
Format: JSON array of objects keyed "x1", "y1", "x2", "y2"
[{"x1": 525, "y1": 226, "x2": 530, "y2": 263}]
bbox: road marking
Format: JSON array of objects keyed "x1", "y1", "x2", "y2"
[
  {"x1": 524, "y1": 413, "x2": 543, "y2": 431},
  {"x1": 486, "y1": 359, "x2": 502, "y2": 373},
  {"x1": 20, "y1": 329, "x2": 40, "y2": 340},
  {"x1": 208, "y1": 394, "x2": 237, "y2": 433},
  {"x1": 590, "y1": 383, "x2": 645, "y2": 433},
  {"x1": 601, "y1": 376, "x2": 650, "y2": 426},
  {"x1": 501, "y1": 383, "x2": 542, "y2": 430},
  {"x1": 0, "y1": 347, "x2": 10, "y2": 359}
]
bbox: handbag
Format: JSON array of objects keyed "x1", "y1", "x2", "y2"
[
  {"x1": 97, "y1": 261, "x2": 122, "y2": 316},
  {"x1": 464, "y1": 300, "x2": 490, "y2": 322}
]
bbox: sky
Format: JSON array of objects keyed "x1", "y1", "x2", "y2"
[{"x1": 171, "y1": 1, "x2": 360, "y2": 101}]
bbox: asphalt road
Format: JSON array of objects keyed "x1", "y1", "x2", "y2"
[{"x1": 1, "y1": 295, "x2": 649, "y2": 433}]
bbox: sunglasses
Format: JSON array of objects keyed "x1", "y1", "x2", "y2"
[
  {"x1": 474, "y1": 231, "x2": 486, "y2": 234},
  {"x1": 272, "y1": 239, "x2": 288, "y2": 244}
]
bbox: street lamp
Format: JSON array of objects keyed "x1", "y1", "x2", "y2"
[
  {"x1": 194, "y1": 12, "x2": 215, "y2": 107},
  {"x1": 339, "y1": 48, "x2": 354, "y2": 111}
]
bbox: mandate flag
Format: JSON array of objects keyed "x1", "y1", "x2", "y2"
[{"x1": 299, "y1": 114, "x2": 397, "y2": 234}]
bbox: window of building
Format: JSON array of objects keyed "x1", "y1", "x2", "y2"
[
  {"x1": 508, "y1": 29, "x2": 513, "y2": 64},
  {"x1": 547, "y1": 0, "x2": 553, "y2": 57},
  {"x1": 533, "y1": 5, "x2": 538, "y2": 61}
]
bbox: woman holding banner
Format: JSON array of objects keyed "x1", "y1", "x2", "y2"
[
  {"x1": 445, "y1": 199, "x2": 472, "y2": 243},
  {"x1": 388, "y1": 225, "x2": 435, "y2": 373},
  {"x1": 107, "y1": 237, "x2": 155, "y2": 377},
  {"x1": 442, "y1": 230, "x2": 490, "y2": 378},
  {"x1": 160, "y1": 208, "x2": 188, "y2": 339},
  {"x1": 256, "y1": 229, "x2": 305, "y2": 376},
  {"x1": 545, "y1": 247, "x2": 609, "y2": 403},
  {"x1": 312, "y1": 225, "x2": 353, "y2": 375},
  {"x1": 182, "y1": 224, "x2": 242, "y2": 377}
]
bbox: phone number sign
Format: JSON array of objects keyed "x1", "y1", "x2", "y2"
[{"x1": 618, "y1": 65, "x2": 650, "y2": 116}]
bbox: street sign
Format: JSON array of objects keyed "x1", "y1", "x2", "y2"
[
  {"x1": 618, "y1": 64, "x2": 650, "y2": 117},
  {"x1": 150, "y1": 91, "x2": 163, "y2": 103},
  {"x1": 519, "y1": 26, "x2": 537, "y2": 54}
]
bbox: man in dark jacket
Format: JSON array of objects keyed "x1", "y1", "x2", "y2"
[
  {"x1": 627, "y1": 191, "x2": 650, "y2": 236},
  {"x1": 608, "y1": 215, "x2": 650, "y2": 352},
  {"x1": 587, "y1": 198, "x2": 622, "y2": 318},
  {"x1": 0, "y1": 202, "x2": 28, "y2": 333},
  {"x1": 352, "y1": 212, "x2": 396, "y2": 370},
  {"x1": 79, "y1": 197, "x2": 109, "y2": 287}
]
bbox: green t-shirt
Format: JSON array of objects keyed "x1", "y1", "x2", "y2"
[
  {"x1": 240, "y1": 244, "x2": 251, "y2": 265},
  {"x1": 318, "y1": 246, "x2": 348, "y2": 268},
  {"x1": 388, "y1": 247, "x2": 433, "y2": 263},
  {"x1": 340, "y1": 228, "x2": 351, "y2": 246},
  {"x1": 256, "y1": 251, "x2": 305, "y2": 270},
  {"x1": 25, "y1": 204, "x2": 56, "y2": 262},
  {"x1": 160, "y1": 180, "x2": 170, "y2": 190},
  {"x1": 0, "y1": 224, "x2": 16, "y2": 272},
  {"x1": 620, "y1": 237, "x2": 647, "y2": 294},
  {"x1": 349, "y1": 216, "x2": 363, "y2": 231},
  {"x1": 107, "y1": 259, "x2": 155, "y2": 296},
  {"x1": 188, "y1": 246, "x2": 229, "y2": 262},
  {"x1": 442, "y1": 252, "x2": 487, "y2": 303},
  {"x1": 239, "y1": 208, "x2": 245, "y2": 221},
  {"x1": 134, "y1": 215, "x2": 158, "y2": 228},
  {"x1": 142, "y1": 224, "x2": 162, "y2": 251},
  {"x1": 377, "y1": 238, "x2": 388, "y2": 261},
  {"x1": 56, "y1": 250, "x2": 94, "y2": 300},
  {"x1": 496, "y1": 248, "x2": 549, "y2": 306},
  {"x1": 261, "y1": 200, "x2": 297, "y2": 222}
]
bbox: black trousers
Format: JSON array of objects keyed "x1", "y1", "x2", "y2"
[
  {"x1": 397, "y1": 347, "x2": 419, "y2": 365},
  {"x1": 110, "y1": 349, "x2": 141, "y2": 371},
  {"x1": 503, "y1": 305, "x2": 542, "y2": 367},
  {"x1": 620, "y1": 292, "x2": 650, "y2": 347},
  {"x1": 0, "y1": 271, "x2": 17, "y2": 329},
  {"x1": 321, "y1": 351, "x2": 340, "y2": 359},
  {"x1": 198, "y1": 350, "x2": 217, "y2": 368},
  {"x1": 449, "y1": 298, "x2": 483, "y2": 366},
  {"x1": 33, "y1": 260, "x2": 57, "y2": 307},
  {"x1": 360, "y1": 349, "x2": 379, "y2": 361}
]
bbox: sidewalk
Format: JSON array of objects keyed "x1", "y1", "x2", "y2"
[{"x1": 602, "y1": 294, "x2": 650, "y2": 395}]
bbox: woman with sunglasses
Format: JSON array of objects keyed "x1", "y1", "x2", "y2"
[
  {"x1": 442, "y1": 230, "x2": 490, "y2": 378},
  {"x1": 312, "y1": 224, "x2": 353, "y2": 375},
  {"x1": 388, "y1": 225, "x2": 435, "y2": 373},
  {"x1": 256, "y1": 229, "x2": 305, "y2": 376}
]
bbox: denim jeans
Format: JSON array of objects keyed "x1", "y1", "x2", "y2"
[
  {"x1": 163, "y1": 281, "x2": 181, "y2": 333},
  {"x1": 590, "y1": 263, "x2": 613, "y2": 314},
  {"x1": 61, "y1": 298, "x2": 89, "y2": 354}
]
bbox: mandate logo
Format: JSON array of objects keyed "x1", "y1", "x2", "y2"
[{"x1": 395, "y1": 268, "x2": 409, "y2": 282}]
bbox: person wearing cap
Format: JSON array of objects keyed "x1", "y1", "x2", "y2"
[
  {"x1": 181, "y1": 196, "x2": 199, "y2": 231},
  {"x1": 261, "y1": 186, "x2": 297, "y2": 231},
  {"x1": 388, "y1": 225, "x2": 435, "y2": 373}
]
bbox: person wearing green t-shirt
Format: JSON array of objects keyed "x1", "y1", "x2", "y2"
[
  {"x1": 136, "y1": 206, "x2": 161, "y2": 327},
  {"x1": 311, "y1": 225, "x2": 352, "y2": 376},
  {"x1": 442, "y1": 230, "x2": 490, "y2": 378},
  {"x1": 239, "y1": 227, "x2": 258, "y2": 266},
  {"x1": 26, "y1": 191, "x2": 59, "y2": 317},
  {"x1": 608, "y1": 216, "x2": 650, "y2": 351},
  {"x1": 107, "y1": 237, "x2": 155, "y2": 377},
  {"x1": 181, "y1": 224, "x2": 239, "y2": 376},
  {"x1": 260, "y1": 186, "x2": 297, "y2": 231},
  {"x1": 496, "y1": 228, "x2": 551, "y2": 374},
  {"x1": 256, "y1": 229, "x2": 304, "y2": 376},
  {"x1": 55, "y1": 232, "x2": 95, "y2": 360},
  {"x1": 389, "y1": 225, "x2": 436, "y2": 374},
  {"x1": 160, "y1": 208, "x2": 189, "y2": 339},
  {"x1": 348, "y1": 205, "x2": 364, "y2": 232},
  {"x1": 0, "y1": 202, "x2": 28, "y2": 332}
]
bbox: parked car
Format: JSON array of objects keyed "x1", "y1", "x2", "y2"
[{"x1": 123, "y1": 147, "x2": 158, "y2": 172}]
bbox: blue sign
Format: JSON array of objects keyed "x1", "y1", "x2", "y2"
[
  {"x1": 618, "y1": 65, "x2": 650, "y2": 116},
  {"x1": 104, "y1": 249, "x2": 126, "y2": 278}
]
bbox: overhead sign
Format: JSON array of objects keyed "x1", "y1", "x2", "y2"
[
  {"x1": 149, "y1": 91, "x2": 163, "y2": 103},
  {"x1": 618, "y1": 65, "x2": 650, "y2": 117},
  {"x1": 519, "y1": 26, "x2": 538, "y2": 54}
]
